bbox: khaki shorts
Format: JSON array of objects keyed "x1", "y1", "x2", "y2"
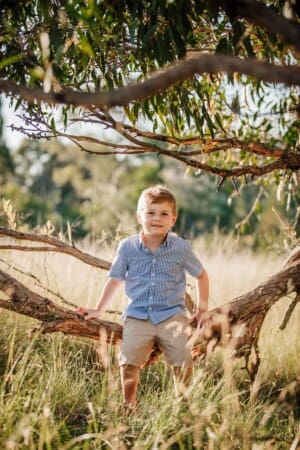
[{"x1": 119, "y1": 313, "x2": 193, "y2": 368}]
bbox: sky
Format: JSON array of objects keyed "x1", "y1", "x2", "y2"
[
  {"x1": 1, "y1": 95, "x2": 26, "y2": 150},
  {"x1": 0, "y1": 92, "x2": 154, "y2": 153}
]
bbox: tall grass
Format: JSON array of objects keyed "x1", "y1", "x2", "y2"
[{"x1": 0, "y1": 234, "x2": 299, "y2": 449}]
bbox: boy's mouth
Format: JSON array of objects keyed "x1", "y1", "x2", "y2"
[{"x1": 150, "y1": 225, "x2": 164, "y2": 230}]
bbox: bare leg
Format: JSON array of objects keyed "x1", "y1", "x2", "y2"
[
  {"x1": 120, "y1": 364, "x2": 140, "y2": 406},
  {"x1": 173, "y1": 366, "x2": 193, "y2": 396}
]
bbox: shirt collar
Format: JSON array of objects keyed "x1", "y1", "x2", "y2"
[{"x1": 138, "y1": 231, "x2": 170, "y2": 250}]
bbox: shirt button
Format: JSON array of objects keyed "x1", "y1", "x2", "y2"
[{"x1": 148, "y1": 307, "x2": 153, "y2": 311}]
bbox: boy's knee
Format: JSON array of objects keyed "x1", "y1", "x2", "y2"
[
  {"x1": 120, "y1": 364, "x2": 140, "y2": 380},
  {"x1": 121, "y1": 364, "x2": 139, "y2": 371}
]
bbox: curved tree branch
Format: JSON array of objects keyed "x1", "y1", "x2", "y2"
[
  {"x1": 21, "y1": 110, "x2": 289, "y2": 159},
  {"x1": 16, "y1": 109, "x2": 300, "y2": 179},
  {"x1": 0, "y1": 249, "x2": 299, "y2": 377},
  {"x1": 0, "y1": 227, "x2": 299, "y2": 379},
  {"x1": 1, "y1": 55, "x2": 299, "y2": 111},
  {"x1": 0, "y1": 228, "x2": 111, "y2": 271},
  {"x1": 0, "y1": 268, "x2": 123, "y2": 344}
]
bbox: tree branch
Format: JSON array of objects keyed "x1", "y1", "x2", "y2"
[
  {"x1": 1, "y1": 55, "x2": 299, "y2": 110},
  {"x1": 235, "y1": 186, "x2": 265, "y2": 230},
  {"x1": 279, "y1": 293, "x2": 300, "y2": 331},
  {"x1": 0, "y1": 225, "x2": 299, "y2": 379},
  {"x1": 23, "y1": 110, "x2": 289, "y2": 158},
  {"x1": 231, "y1": 0, "x2": 300, "y2": 52},
  {"x1": 0, "y1": 228, "x2": 111, "y2": 271},
  {"x1": 0, "y1": 268, "x2": 123, "y2": 343},
  {"x1": 16, "y1": 109, "x2": 300, "y2": 179}
]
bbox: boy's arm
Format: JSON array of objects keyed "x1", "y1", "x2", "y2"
[
  {"x1": 190, "y1": 268, "x2": 209, "y2": 326},
  {"x1": 75, "y1": 277, "x2": 123, "y2": 320}
]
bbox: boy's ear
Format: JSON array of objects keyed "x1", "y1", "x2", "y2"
[
  {"x1": 136, "y1": 212, "x2": 142, "y2": 224},
  {"x1": 172, "y1": 213, "x2": 178, "y2": 226}
]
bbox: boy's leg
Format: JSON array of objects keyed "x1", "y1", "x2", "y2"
[
  {"x1": 120, "y1": 364, "x2": 140, "y2": 406},
  {"x1": 119, "y1": 317, "x2": 155, "y2": 407},
  {"x1": 156, "y1": 313, "x2": 193, "y2": 395}
]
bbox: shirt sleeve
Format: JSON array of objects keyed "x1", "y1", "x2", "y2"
[
  {"x1": 108, "y1": 240, "x2": 128, "y2": 280},
  {"x1": 183, "y1": 241, "x2": 203, "y2": 277}
]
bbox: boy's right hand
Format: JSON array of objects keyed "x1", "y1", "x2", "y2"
[{"x1": 75, "y1": 307, "x2": 100, "y2": 320}]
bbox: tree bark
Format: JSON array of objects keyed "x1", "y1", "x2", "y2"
[{"x1": 191, "y1": 248, "x2": 300, "y2": 377}]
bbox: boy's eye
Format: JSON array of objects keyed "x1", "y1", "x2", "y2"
[{"x1": 162, "y1": 212, "x2": 168, "y2": 216}]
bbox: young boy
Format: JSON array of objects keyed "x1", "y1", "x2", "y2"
[{"x1": 76, "y1": 185, "x2": 209, "y2": 410}]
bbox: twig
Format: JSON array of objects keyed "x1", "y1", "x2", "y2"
[
  {"x1": 0, "y1": 257, "x2": 76, "y2": 308},
  {"x1": 235, "y1": 186, "x2": 265, "y2": 230},
  {"x1": 279, "y1": 293, "x2": 300, "y2": 331}
]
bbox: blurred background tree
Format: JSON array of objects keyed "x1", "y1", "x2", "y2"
[
  {"x1": 0, "y1": 130, "x2": 298, "y2": 249},
  {"x1": 0, "y1": 0, "x2": 299, "y2": 246}
]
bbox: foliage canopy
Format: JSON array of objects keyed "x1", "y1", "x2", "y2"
[{"x1": 0, "y1": 0, "x2": 299, "y2": 187}]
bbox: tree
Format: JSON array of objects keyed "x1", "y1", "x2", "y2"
[
  {"x1": 2, "y1": 136, "x2": 286, "y2": 241},
  {"x1": 0, "y1": 1, "x2": 299, "y2": 378},
  {"x1": 0, "y1": 0, "x2": 299, "y2": 185}
]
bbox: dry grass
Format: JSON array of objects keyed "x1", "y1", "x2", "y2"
[{"x1": 0, "y1": 233, "x2": 299, "y2": 449}]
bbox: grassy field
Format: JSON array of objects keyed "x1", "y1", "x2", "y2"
[{"x1": 0, "y1": 234, "x2": 299, "y2": 449}]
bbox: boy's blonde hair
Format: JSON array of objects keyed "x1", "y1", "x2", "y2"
[{"x1": 137, "y1": 185, "x2": 177, "y2": 214}]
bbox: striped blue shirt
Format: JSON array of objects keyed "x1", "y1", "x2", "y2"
[{"x1": 108, "y1": 233, "x2": 203, "y2": 324}]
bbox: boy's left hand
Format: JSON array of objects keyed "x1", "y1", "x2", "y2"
[
  {"x1": 189, "y1": 309, "x2": 208, "y2": 328},
  {"x1": 75, "y1": 307, "x2": 100, "y2": 320}
]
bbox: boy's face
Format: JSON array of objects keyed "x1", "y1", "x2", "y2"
[{"x1": 137, "y1": 201, "x2": 177, "y2": 237}]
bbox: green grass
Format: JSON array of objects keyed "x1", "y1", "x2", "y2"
[{"x1": 0, "y1": 236, "x2": 299, "y2": 449}]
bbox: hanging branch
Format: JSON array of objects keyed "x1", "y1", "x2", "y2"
[
  {"x1": 279, "y1": 294, "x2": 300, "y2": 331},
  {"x1": 14, "y1": 110, "x2": 300, "y2": 179},
  {"x1": 235, "y1": 186, "x2": 265, "y2": 230}
]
